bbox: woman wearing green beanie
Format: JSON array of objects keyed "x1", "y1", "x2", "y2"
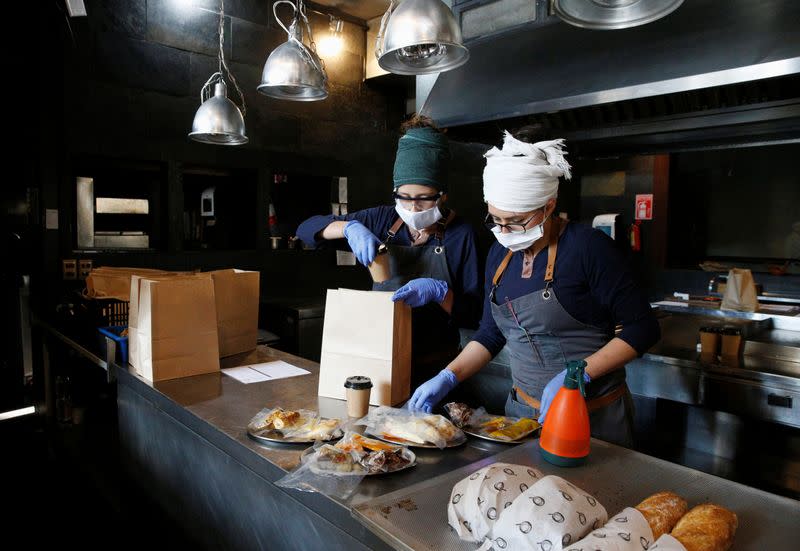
[{"x1": 297, "y1": 115, "x2": 482, "y2": 389}]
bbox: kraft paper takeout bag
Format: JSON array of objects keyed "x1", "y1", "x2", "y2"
[
  {"x1": 318, "y1": 289, "x2": 411, "y2": 406},
  {"x1": 128, "y1": 273, "x2": 220, "y2": 381},
  {"x1": 720, "y1": 268, "x2": 758, "y2": 312},
  {"x1": 208, "y1": 269, "x2": 260, "y2": 357},
  {"x1": 85, "y1": 266, "x2": 182, "y2": 302}
]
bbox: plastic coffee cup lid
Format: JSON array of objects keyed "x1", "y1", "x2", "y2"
[{"x1": 345, "y1": 376, "x2": 373, "y2": 390}]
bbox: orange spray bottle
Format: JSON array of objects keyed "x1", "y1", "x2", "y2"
[{"x1": 540, "y1": 360, "x2": 590, "y2": 467}]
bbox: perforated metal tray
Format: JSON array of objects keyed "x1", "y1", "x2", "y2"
[{"x1": 352, "y1": 439, "x2": 800, "y2": 551}]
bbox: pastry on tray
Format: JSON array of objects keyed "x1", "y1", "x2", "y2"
[
  {"x1": 268, "y1": 409, "x2": 301, "y2": 430},
  {"x1": 308, "y1": 433, "x2": 415, "y2": 476},
  {"x1": 287, "y1": 418, "x2": 343, "y2": 441},
  {"x1": 382, "y1": 416, "x2": 458, "y2": 445},
  {"x1": 671, "y1": 504, "x2": 738, "y2": 551},
  {"x1": 443, "y1": 402, "x2": 474, "y2": 428},
  {"x1": 636, "y1": 491, "x2": 688, "y2": 540},
  {"x1": 360, "y1": 448, "x2": 411, "y2": 474},
  {"x1": 314, "y1": 445, "x2": 364, "y2": 474},
  {"x1": 486, "y1": 418, "x2": 539, "y2": 441}
]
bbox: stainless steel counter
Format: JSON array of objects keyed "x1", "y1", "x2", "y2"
[
  {"x1": 122, "y1": 346, "x2": 508, "y2": 504},
  {"x1": 114, "y1": 345, "x2": 512, "y2": 550},
  {"x1": 113, "y1": 345, "x2": 800, "y2": 550}
]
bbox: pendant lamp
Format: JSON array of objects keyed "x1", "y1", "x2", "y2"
[
  {"x1": 189, "y1": 0, "x2": 248, "y2": 145},
  {"x1": 376, "y1": 0, "x2": 469, "y2": 76},
  {"x1": 257, "y1": 0, "x2": 328, "y2": 101}
]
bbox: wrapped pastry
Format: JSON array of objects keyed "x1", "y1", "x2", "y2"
[
  {"x1": 335, "y1": 433, "x2": 396, "y2": 453},
  {"x1": 313, "y1": 445, "x2": 363, "y2": 474},
  {"x1": 270, "y1": 409, "x2": 300, "y2": 430},
  {"x1": 636, "y1": 491, "x2": 688, "y2": 540},
  {"x1": 671, "y1": 504, "x2": 737, "y2": 551},
  {"x1": 361, "y1": 448, "x2": 410, "y2": 474},
  {"x1": 286, "y1": 417, "x2": 343, "y2": 441},
  {"x1": 487, "y1": 418, "x2": 540, "y2": 441},
  {"x1": 423, "y1": 414, "x2": 458, "y2": 441},
  {"x1": 480, "y1": 416, "x2": 513, "y2": 432},
  {"x1": 565, "y1": 507, "x2": 655, "y2": 551},
  {"x1": 248, "y1": 407, "x2": 311, "y2": 433},
  {"x1": 448, "y1": 463, "x2": 545, "y2": 543},
  {"x1": 478, "y1": 475, "x2": 608, "y2": 551},
  {"x1": 444, "y1": 402, "x2": 474, "y2": 428}
]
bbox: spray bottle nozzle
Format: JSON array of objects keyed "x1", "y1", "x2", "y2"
[{"x1": 563, "y1": 360, "x2": 587, "y2": 396}]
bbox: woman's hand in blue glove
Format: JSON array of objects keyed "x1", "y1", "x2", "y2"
[
  {"x1": 392, "y1": 278, "x2": 448, "y2": 308},
  {"x1": 538, "y1": 368, "x2": 591, "y2": 423},
  {"x1": 407, "y1": 369, "x2": 458, "y2": 413},
  {"x1": 342, "y1": 221, "x2": 381, "y2": 266}
]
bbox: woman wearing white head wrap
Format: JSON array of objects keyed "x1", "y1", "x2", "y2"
[{"x1": 409, "y1": 129, "x2": 660, "y2": 450}]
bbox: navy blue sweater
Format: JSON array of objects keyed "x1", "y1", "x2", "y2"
[
  {"x1": 297, "y1": 205, "x2": 483, "y2": 330},
  {"x1": 472, "y1": 221, "x2": 660, "y2": 357}
]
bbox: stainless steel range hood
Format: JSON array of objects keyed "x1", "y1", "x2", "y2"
[{"x1": 421, "y1": 0, "x2": 800, "y2": 127}]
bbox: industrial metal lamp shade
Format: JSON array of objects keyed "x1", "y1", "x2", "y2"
[
  {"x1": 378, "y1": 0, "x2": 468, "y2": 76},
  {"x1": 258, "y1": 23, "x2": 328, "y2": 101},
  {"x1": 554, "y1": 0, "x2": 684, "y2": 30},
  {"x1": 189, "y1": 82, "x2": 249, "y2": 145}
]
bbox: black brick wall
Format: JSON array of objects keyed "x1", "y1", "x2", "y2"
[{"x1": 34, "y1": 0, "x2": 410, "y2": 304}]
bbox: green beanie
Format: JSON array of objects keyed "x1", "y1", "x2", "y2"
[{"x1": 392, "y1": 127, "x2": 450, "y2": 192}]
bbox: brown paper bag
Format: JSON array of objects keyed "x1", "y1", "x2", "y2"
[
  {"x1": 208, "y1": 269, "x2": 260, "y2": 357},
  {"x1": 128, "y1": 273, "x2": 220, "y2": 381},
  {"x1": 720, "y1": 268, "x2": 758, "y2": 312},
  {"x1": 86, "y1": 267, "x2": 183, "y2": 301},
  {"x1": 318, "y1": 289, "x2": 411, "y2": 406}
]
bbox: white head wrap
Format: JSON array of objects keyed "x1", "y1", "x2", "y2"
[{"x1": 483, "y1": 131, "x2": 572, "y2": 212}]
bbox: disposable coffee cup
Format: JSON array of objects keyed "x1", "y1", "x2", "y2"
[
  {"x1": 367, "y1": 244, "x2": 391, "y2": 283},
  {"x1": 699, "y1": 326, "x2": 721, "y2": 357},
  {"x1": 344, "y1": 376, "x2": 372, "y2": 418},
  {"x1": 720, "y1": 327, "x2": 743, "y2": 357}
]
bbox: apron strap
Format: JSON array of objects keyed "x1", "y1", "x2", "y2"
[
  {"x1": 493, "y1": 250, "x2": 515, "y2": 287},
  {"x1": 385, "y1": 216, "x2": 405, "y2": 243},
  {"x1": 513, "y1": 383, "x2": 629, "y2": 413},
  {"x1": 432, "y1": 208, "x2": 455, "y2": 241},
  {"x1": 544, "y1": 217, "x2": 562, "y2": 283}
]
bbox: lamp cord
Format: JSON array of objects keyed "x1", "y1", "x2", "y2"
[{"x1": 216, "y1": 0, "x2": 246, "y2": 116}]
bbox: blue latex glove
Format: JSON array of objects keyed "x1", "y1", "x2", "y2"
[
  {"x1": 342, "y1": 220, "x2": 381, "y2": 266},
  {"x1": 538, "y1": 368, "x2": 592, "y2": 424},
  {"x1": 407, "y1": 369, "x2": 458, "y2": 413},
  {"x1": 392, "y1": 278, "x2": 449, "y2": 308}
]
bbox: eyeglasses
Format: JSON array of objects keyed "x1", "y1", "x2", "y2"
[
  {"x1": 393, "y1": 192, "x2": 441, "y2": 208},
  {"x1": 484, "y1": 207, "x2": 544, "y2": 233}
]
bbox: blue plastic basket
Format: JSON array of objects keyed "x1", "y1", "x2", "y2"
[{"x1": 97, "y1": 325, "x2": 128, "y2": 365}]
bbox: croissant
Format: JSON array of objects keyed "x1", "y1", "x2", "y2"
[
  {"x1": 635, "y1": 491, "x2": 688, "y2": 539},
  {"x1": 671, "y1": 504, "x2": 738, "y2": 551}
]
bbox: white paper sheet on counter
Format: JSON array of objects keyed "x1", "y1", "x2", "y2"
[
  {"x1": 222, "y1": 366, "x2": 270, "y2": 384},
  {"x1": 222, "y1": 361, "x2": 310, "y2": 384},
  {"x1": 249, "y1": 360, "x2": 310, "y2": 379}
]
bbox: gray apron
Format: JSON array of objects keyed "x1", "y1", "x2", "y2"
[
  {"x1": 489, "y1": 219, "x2": 634, "y2": 447},
  {"x1": 372, "y1": 211, "x2": 460, "y2": 388}
]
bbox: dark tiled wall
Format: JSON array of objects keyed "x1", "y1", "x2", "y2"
[{"x1": 37, "y1": 0, "x2": 409, "y2": 304}]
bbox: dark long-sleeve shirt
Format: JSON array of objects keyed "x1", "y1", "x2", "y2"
[
  {"x1": 297, "y1": 205, "x2": 483, "y2": 330},
  {"x1": 472, "y1": 221, "x2": 660, "y2": 357}
]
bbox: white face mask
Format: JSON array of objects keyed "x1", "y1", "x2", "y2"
[
  {"x1": 491, "y1": 216, "x2": 547, "y2": 252},
  {"x1": 395, "y1": 203, "x2": 443, "y2": 231}
]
